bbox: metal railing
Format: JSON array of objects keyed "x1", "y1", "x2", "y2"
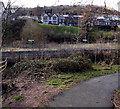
[{"x1": 0, "y1": 58, "x2": 7, "y2": 72}]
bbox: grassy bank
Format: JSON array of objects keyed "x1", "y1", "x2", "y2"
[
  {"x1": 40, "y1": 24, "x2": 79, "y2": 36},
  {"x1": 39, "y1": 24, "x2": 117, "y2": 42},
  {"x1": 47, "y1": 64, "x2": 119, "y2": 90}
]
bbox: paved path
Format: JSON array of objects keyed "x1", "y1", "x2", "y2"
[{"x1": 48, "y1": 73, "x2": 119, "y2": 108}]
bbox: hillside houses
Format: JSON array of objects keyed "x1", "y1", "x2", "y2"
[
  {"x1": 39, "y1": 9, "x2": 120, "y2": 30},
  {"x1": 94, "y1": 15, "x2": 120, "y2": 30},
  {"x1": 41, "y1": 13, "x2": 83, "y2": 26}
]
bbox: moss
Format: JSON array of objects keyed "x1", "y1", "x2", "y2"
[{"x1": 12, "y1": 94, "x2": 24, "y2": 102}]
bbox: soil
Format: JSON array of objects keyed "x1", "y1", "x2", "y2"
[
  {"x1": 2, "y1": 71, "x2": 61, "y2": 107},
  {"x1": 113, "y1": 90, "x2": 120, "y2": 108}
]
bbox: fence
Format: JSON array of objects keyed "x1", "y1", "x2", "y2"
[{"x1": 0, "y1": 58, "x2": 7, "y2": 72}]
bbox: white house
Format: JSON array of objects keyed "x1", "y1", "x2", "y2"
[
  {"x1": 51, "y1": 14, "x2": 59, "y2": 25},
  {"x1": 0, "y1": 1, "x2": 5, "y2": 19},
  {"x1": 41, "y1": 13, "x2": 59, "y2": 25}
]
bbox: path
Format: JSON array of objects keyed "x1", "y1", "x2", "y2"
[{"x1": 48, "y1": 73, "x2": 119, "y2": 108}]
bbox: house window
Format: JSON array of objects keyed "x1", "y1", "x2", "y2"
[
  {"x1": 53, "y1": 16, "x2": 56, "y2": 20},
  {"x1": 43, "y1": 16, "x2": 48, "y2": 21}
]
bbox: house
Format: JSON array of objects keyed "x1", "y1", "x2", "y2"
[
  {"x1": 41, "y1": 10, "x2": 82, "y2": 26},
  {"x1": 41, "y1": 9, "x2": 59, "y2": 25},
  {"x1": 0, "y1": 1, "x2": 5, "y2": 19},
  {"x1": 40, "y1": 9, "x2": 120, "y2": 30},
  {"x1": 41, "y1": 13, "x2": 59, "y2": 25},
  {"x1": 94, "y1": 15, "x2": 120, "y2": 30},
  {"x1": 66, "y1": 15, "x2": 82, "y2": 27}
]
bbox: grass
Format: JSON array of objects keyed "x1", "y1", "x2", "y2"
[
  {"x1": 40, "y1": 24, "x2": 117, "y2": 38},
  {"x1": 40, "y1": 24, "x2": 79, "y2": 36},
  {"x1": 47, "y1": 64, "x2": 119, "y2": 90},
  {"x1": 12, "y1": 94, "x2": 24, "y2": 102}
]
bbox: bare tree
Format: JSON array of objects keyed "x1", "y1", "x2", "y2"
[
  {"x1": 2, "y1": 0, "x2": 23, "y2": 39},
  {"x1": 77, "y1": 4, "x2": 95, "y2": 43}
]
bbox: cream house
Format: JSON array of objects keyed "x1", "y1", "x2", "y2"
[{"x1": 41, "y1": 13, "x2": 59, "y2": 25}]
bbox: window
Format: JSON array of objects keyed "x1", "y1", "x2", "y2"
[
  {"x1": 43, "y1": 16, "x2": 48, "y2": 21},
  {"x1": 53, "y1": 16, "x2": 56, "y2": 20}
]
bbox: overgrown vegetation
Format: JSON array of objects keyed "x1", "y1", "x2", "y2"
[
  {"x1": 2, "y1": 52, "x2": 120, "y2": 107},
  {"x1": 3, "y1": 54, "x2": 92, "y2": 80},
  {"x1": 39, "y1": 24, "x2": 78, "y2": 43},
  {"x1": 3, "y1": 19, "x2": 26, "y2": 42},
  {"x1": 3, "y1": 19, "x2": 118, "y2": 45},
  {"x1": 3, "y1": 50, "x2": 119, "y2": 80},
  {"x1": 39, "y1": 24, "x2": 118, "y2": 43}
]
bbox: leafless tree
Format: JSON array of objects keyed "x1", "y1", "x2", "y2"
[
  {"x1": 2, "y1": 0, "x2": 23, "y2": 39},
  {"x1": 77, "y1": 3, "x2": 95, "y2": 43}
]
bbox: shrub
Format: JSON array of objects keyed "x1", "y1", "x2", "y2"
[
  {"x1": 51, "y1": 55, "x2": 92, "y2": 73},
  {"x1": 11, "y1": 60, "x2": 46, "y2": 75},
  {"x1": 68, "y1": 55, "x2": 92, "y2": 70},
  {"x1": 51, "y1": 59, "x2": 80, "y2": 73}
]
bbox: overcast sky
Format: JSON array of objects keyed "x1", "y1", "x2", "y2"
[{"x1": 2, "y1": 0, "x2": 119, "y2": 10}]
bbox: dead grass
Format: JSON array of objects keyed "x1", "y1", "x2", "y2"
[{"x1": 2, "y1": 43, "x2": 118, "y2": 52}]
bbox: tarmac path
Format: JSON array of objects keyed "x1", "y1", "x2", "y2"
[{"x1": 48, "y1": 73, "x2": 119, "y2": 108}]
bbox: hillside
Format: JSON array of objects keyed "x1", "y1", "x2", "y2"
[
  {"x1": 31, "y1": 5, "x2": 120, "y2": 16},
  {"x1": 50, "y1": 5, "x2": 120, "y2": 15}
]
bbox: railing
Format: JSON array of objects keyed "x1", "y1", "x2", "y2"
[{"x1": 0, "y1": 58, "x2": 7, "y2": 72}]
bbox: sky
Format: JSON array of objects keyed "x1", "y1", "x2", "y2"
[{"x1": 2, "y1": 0, "x2": 119, "y2": 10}]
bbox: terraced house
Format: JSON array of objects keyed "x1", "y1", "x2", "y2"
[{"x1": 41, "y1": 9, "x2": 82, "y2": 26}]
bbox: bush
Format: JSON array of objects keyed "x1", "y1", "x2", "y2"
[
  {"x1": 51, "y1": 55, "x2": 92, "y2": 73},
  {"x1": 9, "y1": 55, "x2": 92, "y2": 78},
  {"x1": 11, "y1": 60, "x2": 46, "y2": 75},
  {"x1": 51, "y1": 59, "x2": 80, "y2": 73},
  {"x1": 68, "y1": 55, "x2": 92, "y2": 70}
]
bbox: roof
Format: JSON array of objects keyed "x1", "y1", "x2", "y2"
[
  {"x1": 97, "y1": 16, "x2": 105, "y2": 20},
  {"x1": 73, "y1": 15, "x2": 83, "y2": 18},
  {"x1": 63, "y1": 15, "x2": 69, "y2": 17}
]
